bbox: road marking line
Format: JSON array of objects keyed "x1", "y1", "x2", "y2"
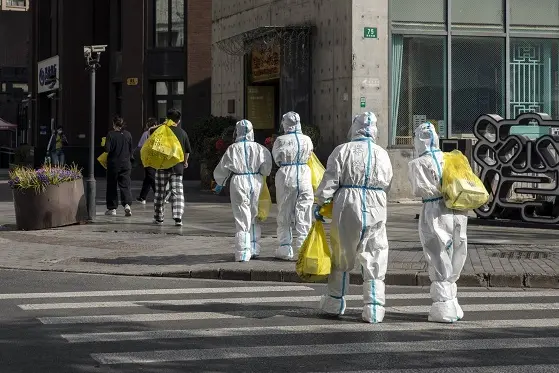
[
  {"x1": 90, "y1": 337, "x2": 559, "y2": 364},
  {"x1": 18, "y1": 290, "x2": 559, "y2": 310},
  {"x1": 62, "y1": 318, "x2": 559, "y2": 343},
  {"x1": 0, "y1": 286, "x2": 314, "y2": 300},
  {"x1": 321, "y1": 365, "x2": 559, "y2": 373},
  {"x1": 39, "y1": 312, "x2": 245, "y2": 325},
  {"x1": 39, "y1": 303, "x2": 559, "y2": 325}
]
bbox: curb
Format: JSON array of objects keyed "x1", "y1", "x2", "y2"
[
  {"x1": 153, "y1": 269, "x2": 559, "y2": 289},
  {"x1": 1, "y1": 266, "x2": 557, "y2": 288},
  {"x1": 468, "y1": 217, "x2": 559, "y2": 230}
]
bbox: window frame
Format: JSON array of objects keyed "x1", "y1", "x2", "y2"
[
  {"x1": 388, "y1": 0, "x2": 559, "y2": 147},
  {"x1": 153, "y1": 0, "x2": 185, "y2": 49},
  {"x1": 153, "y1": 80, "x2": 185, "y2": 124}
]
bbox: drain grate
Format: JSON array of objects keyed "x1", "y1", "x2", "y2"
[{"x1": 491, "y1": 251, "x2": 550, "y2": 259}]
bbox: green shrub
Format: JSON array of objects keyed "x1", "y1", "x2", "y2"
[
  {"x1": 189, "y1": 115, "x2": 237, "y2": 157},
  {"x1": 301, "y1": 124, "x2": 321, "y2": 150}
]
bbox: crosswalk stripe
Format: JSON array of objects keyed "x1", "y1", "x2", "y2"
[
  {"x1": 322, "y1": 365, "x2": 559, "y2": 373},
  {"x1": 38, "y1": 302, "x2": 559, "y2": 325},
  {"x1": 39, "y1": 312, "x2": 245, "y2": 325},
  {"x1": 0, "y1": 286, "x2": 314, "y2": 300},
  {"x1": 18, "y1": 290, "x2": 559, "y2": 311},
  {"x1": 90, "y1": 337, "x2": 559, "y2": 364},
  {"x1": 61, "y1": 318, "x2": 559, "y2": 343}
]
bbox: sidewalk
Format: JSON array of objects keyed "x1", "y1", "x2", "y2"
[{"x1": 0, "y1": 178, "x2": 557, "y2": 288}]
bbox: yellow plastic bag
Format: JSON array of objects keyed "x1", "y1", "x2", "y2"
[
  {"x1": 257, "y1": 176, "x2": 272, "y2": 222},
  {"x1": 97, "y1": 137, "x2": 108, "y2": 169},
  {"x1": 308, "y1": 152, "x2": 325, "y2": 192},
  {"x1": 140, "y1": 122, "x2": 184, "y2": 169},
  {"x1": 442, "y1": 150, "x2": 489, "y2": 210},
  {"x1": 296, "y1": 220, "x2": 331, "y2": 282},
  {"x1": 319, "y1": 203, "x2": 333, "y2": 219},
  {"x1": 97, "y1": 153, "x2": 108, "y2": 169}
]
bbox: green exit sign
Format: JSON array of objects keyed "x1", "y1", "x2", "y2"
[{"x1": 364, "y1": 27, "x2": 378, "y2": 39}]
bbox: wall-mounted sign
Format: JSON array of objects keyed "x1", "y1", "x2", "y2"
[
  {"x1": 247, "y1": 86, "x2": 275, "y2": 130},
  {"x1": 126, "y1": 78, "x2": 139, "y2": 86},
  {"x1": 38, "y1": 55, "x2": 59, "y2": 94},
  {"x1": 364, "y1": 27, "x2": 378, "y2": 39},
  {"x1": 360, "y1": 97, "x2": 366, "y2": 108},
  {"x1": 250, "y1": 45, "x2": 280, "y2": 83}
]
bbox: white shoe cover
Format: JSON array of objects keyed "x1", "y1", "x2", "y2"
[
  {"x1": 275, "y1": 245, "x2": 294, "y2": 261},
  {"x1": 428, "y1": 300, "x2": 458, "y2": 323},
  {"x1": 428, "y1": 281, "x2": 458, "y2": 323},
  {"x1": 235, "y1": 249, "x2": 251, "y2": 262},
  {"x1": 362, "y1": 279, "x2": 386, "y2": 323},
  {"x1": 319, "y1": 295, "x2": 346, "y2": 316}
]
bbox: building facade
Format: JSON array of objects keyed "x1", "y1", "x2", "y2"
[
  {"x1": 30, "y1": 0, "x2": 211, "y2": 178},
  {"x1": 212, "y1": 0, "x2": 559, "y2": 199},
  {"x1": 0, "y1": 0, "x2": 30, "y2": 137}
]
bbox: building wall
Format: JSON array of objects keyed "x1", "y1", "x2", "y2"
[{"x1": 211, "y1": 0, "x2": 354, "y2": 157}]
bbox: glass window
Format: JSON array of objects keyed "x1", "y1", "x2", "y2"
[
  {"x1": 114, "y1": 83, "x2": 122, "y2": 116},
  {"x1": 451, "y1": 37, "x2": 505, "y2": 135},
  {"x1": 154, "y1": 81, "x2": 184, "y2": 124},
  {"x1": 510, "y1": 39, "x2": 559, "y2": 119},
  {"x1": 391, "y1": 36, "x2": 446, "y2": 146},
  {"x1": 154, "y1": 0, "x2": 184, "y2": 47},
  {"x1": 391, "y1": 0, "x2": 446, "y2": 24},
  {"x1": 155, "y1": 0, "x2": 169, "y2": 47},
  {"x1": 511, "y1": 0, "x2": 559, "y2": 27},
  {"x1": 170, "y1": 0, "x2": 185, "y2": 47},
  {"x1": 452, "y1": 0, "x2": 503, "y2": 27}
]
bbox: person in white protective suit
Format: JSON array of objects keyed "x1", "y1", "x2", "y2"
[
  {"x1": 272, "y1": 111, "x2": 314, "y2": 260},
  {"x1": 213, "y1": 119, "x2": 273, "y2": 262},
  {"x1": 314, "y1": 112, "x2": 393, "y2": 323},
  {"x1": 408, "y1": 122, "x2": 468, "y2": 323}
]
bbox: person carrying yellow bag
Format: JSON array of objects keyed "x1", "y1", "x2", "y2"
[
  {"x1": 213, "y1": 119, "x2": 273, "y2": 262},
  {"x1": 408, "y1": 122, "x2": 469, "y2": 323},
  {"x1": 147, "y1": 109, "x2": 191, "y2": 227},
  {"x1": 314, "y1": 112, "x2": 393, "y2": 324}
]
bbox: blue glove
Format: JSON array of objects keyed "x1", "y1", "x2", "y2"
[
  {"x1": 213, "y1": 185, "x2": 223, "y2": 194},
  {"x1": 313, "y1": 204, "x2": 325, "y2": 222}
]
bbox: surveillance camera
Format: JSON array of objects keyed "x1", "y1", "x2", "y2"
[
  {"x1": 47, "y1": 92, "x2": 56, "y2": 99},
  {"x1": 90, "y1": 45, "x2": 107, "y2": 53},
  {"x1": 83, "y1": 46, "x2": 92, "y2": 58}
]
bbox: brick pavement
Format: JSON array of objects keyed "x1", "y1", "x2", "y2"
[{"x1": 0, "y1": 177, "x2": 557, "y2": 288}]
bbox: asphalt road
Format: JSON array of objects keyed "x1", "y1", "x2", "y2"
[{"x1": 0, "y1": 269, "x2": 558, "y2": 373}]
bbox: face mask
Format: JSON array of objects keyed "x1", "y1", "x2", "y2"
[{"x1": 57, "y1": 130, "x2": 62, "y2": 134}]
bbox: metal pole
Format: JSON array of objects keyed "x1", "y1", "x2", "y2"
[{"x1": 85, "y1": 65, "x2": 96, "y2": 221}]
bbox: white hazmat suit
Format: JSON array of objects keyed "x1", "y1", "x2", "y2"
[
  {"x1": 214, "y1": 120, "x2": 273, "y2": 262},
  {"x1": 315, "y1": 112, "x2": 393, "y2": 323},
  {"x1": 272, "y1": 112, "x2": 315, "y2": 261},
  {"x1": 408, "y1": 122, "x2": 468, "y2": 323}
]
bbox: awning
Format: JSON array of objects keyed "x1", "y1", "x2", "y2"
[{"x1": 0, "y1": 118, "x2": 17, "y2": 131}]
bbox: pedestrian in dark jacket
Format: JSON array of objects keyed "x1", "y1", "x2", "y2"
[{"x1": 104, "y1": 116, "x2": 134, "y2": 217}]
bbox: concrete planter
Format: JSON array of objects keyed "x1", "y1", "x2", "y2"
[{"x1": 13, "y1": 180, "x2": 88, "y2": 230}]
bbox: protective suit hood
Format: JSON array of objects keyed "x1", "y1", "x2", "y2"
[
  {"x1": 349, "y1": 112, "x2": 378, "y2": 141},
  {"x1": 281, "y1": 111, "x2": 302, "y2": 134},
  {"x1": 414, "y1": 122, "x2": 440, "y2": 156},
  {"x1": 235, "y1": 119, "x2": 255, "y2": 142}
]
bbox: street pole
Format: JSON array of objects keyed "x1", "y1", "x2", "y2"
[
  {"x1": 84, "y1": 47, "x2": 104, "y2": 221},
  {"x1": 86, "y1": 65, "x2": 96, "y2": 221}
]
